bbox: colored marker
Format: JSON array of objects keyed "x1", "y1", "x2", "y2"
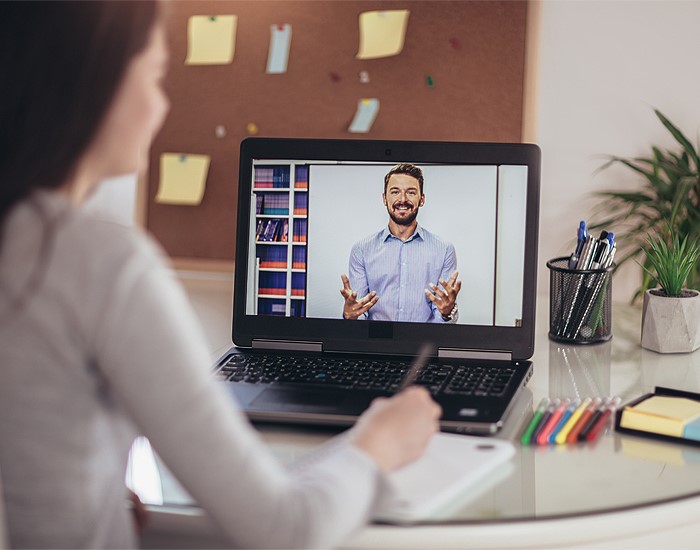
[
  {"x1": 586, "y1": 397, "x2": 621, "y2": 441},
  {"x1": 521, "y1": 398, "x2": 549, "y2": 445},
  {"x1": 579, "y1": 398, "x2": 612, "y2": 441},
  {"x1": 567, "y1": 398, "x2": 601, "y2": 443},
  {"x1": 532, "y1": 399, "x2": 559, "y2": 444},
  {"x1": 536, "y1": 399, "x2": 569, "y2": 445},
  {"x1": 549, "y1": 399, "x2": 580, "y2": 444},
  {"x1": 555, "y1": 397, "x2": 591, "y2": 444}
]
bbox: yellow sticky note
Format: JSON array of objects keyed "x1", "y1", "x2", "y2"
[
  {"x1": 634, "y1": 396, "x2": 700, "y2": 420},
  {"x1": 356, "y1": 10, "x2": 410, "y2": 60},
  {"x1": 620, "y1": 396, "x2": 700, "y2": 438},
  {"x1": 185, "y1": 15, "x2": 237, "y2": 65},
  {"x1": 156, "y1": 154, "x2": 210, "y2": 205}
]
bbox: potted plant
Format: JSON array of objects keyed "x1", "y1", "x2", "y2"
[
  {"x1": 640, "y1": 228, "x2": 700, "y2": 353},
  {"x1": 591, "y1": 110, "x2": 700, "y2": 303}
]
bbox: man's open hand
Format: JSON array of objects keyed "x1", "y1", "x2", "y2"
[
  {"x1": 424, "y1": 270, "x2": 462, "y2": 318},
  {"x1": 340, "y1": 274, "x2": 379, "y2": 320}
]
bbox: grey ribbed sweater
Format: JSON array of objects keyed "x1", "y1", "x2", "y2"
[{"x1": 0, "y1": 191, "x2": 379, "y2": 549}]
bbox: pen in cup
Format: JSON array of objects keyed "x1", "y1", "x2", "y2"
[{"x1": 568, "y1": 221, "x2": 588, "y2": 269}]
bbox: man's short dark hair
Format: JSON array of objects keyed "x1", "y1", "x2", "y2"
[{"x1": 384, "y1": 164, "x2": 424, "y2": 195}]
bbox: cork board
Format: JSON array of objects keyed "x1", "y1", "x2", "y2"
[{"x1": 146, "y1": 1, "x2": 530, "y2": 263}]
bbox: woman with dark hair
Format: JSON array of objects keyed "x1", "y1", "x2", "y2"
[{"x1": 0, "y1": 2, "x2": 440, "y2": 549}]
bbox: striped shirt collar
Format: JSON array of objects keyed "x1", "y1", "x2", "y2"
[{"x1": 382, "y1": 223, "x2": 425, "y2": 243}]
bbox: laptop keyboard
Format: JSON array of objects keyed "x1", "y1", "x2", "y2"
[{"x1": 216, "y1": 354, "x2": 517, "y2": 397}]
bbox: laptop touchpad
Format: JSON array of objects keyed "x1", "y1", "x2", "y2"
[{"x1": 251, "y1": 387, "x2": 348, "y2": 412}]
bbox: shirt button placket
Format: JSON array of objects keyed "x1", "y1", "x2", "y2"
[{"x1": 398, "y1": 242, "x2": 406, "y2": 321}]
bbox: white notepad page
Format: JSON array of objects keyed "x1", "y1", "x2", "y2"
[
  {"x1": 373, "y1": 433, "x2": 515, "y2": 522},
  {"x1": 289, "y1": 431, "x2": 515, "y2": 523}
]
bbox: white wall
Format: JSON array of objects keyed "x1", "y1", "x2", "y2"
[{"x1": 534, "y1": 0, "x2": 700, "y2": 302}]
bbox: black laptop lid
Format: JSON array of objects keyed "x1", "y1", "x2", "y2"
[{"x1": 233, "y1": 138, "x2": 540, "y2": 360}]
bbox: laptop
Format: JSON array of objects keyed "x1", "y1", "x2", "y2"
[{"x1": 215, "y1": 138, "x2": 540, "y2": 434}]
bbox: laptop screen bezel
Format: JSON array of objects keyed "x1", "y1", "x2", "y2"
[{"x1": 233, "y1": 138, "x2": 540, "y2": 360}]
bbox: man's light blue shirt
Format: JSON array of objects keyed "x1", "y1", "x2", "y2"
[{"x1": 348, "y1": 224, "x2": 457, "y2": 323}]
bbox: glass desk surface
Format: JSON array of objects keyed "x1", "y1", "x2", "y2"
[{"x1": 129, "y1": 276, "x2": 700, "y2": 524}]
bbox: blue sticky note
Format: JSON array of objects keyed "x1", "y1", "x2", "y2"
[
  {"x1": 266, "y1": 24, "x2": 292, "y2": 74},
  {"x1": 348, "y1": 98, "x2": 380, "y2": 133},
  {"x1": 683, "y1": 416, "x2": 700, "y2": 442}
]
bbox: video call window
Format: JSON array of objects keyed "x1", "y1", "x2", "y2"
[{"x1": 246, "y1": 161, "x2": 527, "y2": 327}]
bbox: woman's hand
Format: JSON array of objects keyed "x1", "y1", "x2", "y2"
[{"x1": 350, "y1": 386, "x2": 442, "y2": 473}]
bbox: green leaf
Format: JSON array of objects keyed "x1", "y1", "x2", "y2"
[{"x1": 655, "y1": 109, "x2": 700, "y2": 169}]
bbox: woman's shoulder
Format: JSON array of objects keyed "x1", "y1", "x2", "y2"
[
  {"x1": 69, "y1": 210, "x2": 163, "y2": 265},
  {"x1": 25, "y1": 190, "x2": 169, "y2": 278}
]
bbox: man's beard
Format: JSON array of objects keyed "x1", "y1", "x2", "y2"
[{"x1": 388, "y1": 203, "x2": 419, "y2": 226}]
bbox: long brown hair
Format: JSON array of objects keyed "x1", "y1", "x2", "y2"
[{"x1": 0, "y1": 1, "x2": 160, "y2": 235}]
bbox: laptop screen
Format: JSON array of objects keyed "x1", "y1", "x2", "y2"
[{"x1": 234, "y1": 139, "x2": 540, "y2": 359}]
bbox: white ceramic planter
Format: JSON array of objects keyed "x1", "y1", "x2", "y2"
[{"x1": 641, "y1": 289, "x2": 700, "y2": 353}]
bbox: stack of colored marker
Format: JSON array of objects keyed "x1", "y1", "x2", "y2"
[{"x1": 520, "y1": 397, "x2": 622, "y2": 446}]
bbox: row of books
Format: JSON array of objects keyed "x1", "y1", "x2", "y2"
[
  {"x1": 254, "y1": 166, "x2": 290, "y2": 188},
  {"x1": 256, "y1": 218, "x2": 289, "y2": 242},
  {"x1": 256, "y1": 219, "x2": 309, "y2": 243},
  {"x1": 256, "y1": 192, "x2": 289, "y2": 215},
  {"x1": 258, "y1": 246, "x2": 287, "y2": 268},
  {"x1": 253, "y1": 165, "x2": 309, "y2": 189},
  {"x1": 293, "y1": 219, "x2": 307, "y2": 242},
  {"x1": 258, "y1": 272, "x2": 287, "y2": 296},
  {"x1": 254, "y1": 192, "x2": 307, "y2": 216},
  {"x1": 257, "y1": 299, "x2": 287, "y2": 315},
  {"x1": 292, "y1": 246, "x2": 306, "y2": 269},
  {"x1": 257, "y1": 245, "x2": 307, "y2": 269},
  {"x1": 294, "y1": 165, "x2": 309, "y2": 189},
  {"x1": 258, "y1": 272, "x2": 306, "y2": 297},
  {"x1": 293, "y1": 193, "x2": 308, "y2": 215},
  {"x1": 291, "y1": 272, "x2": 305, "y2": 296},
  {"x1": 257, "y1": 298, "x2": 306, "y2": 317},
  {"x1": 258, "y1": 289, "x2": 305, "y2": 298}
]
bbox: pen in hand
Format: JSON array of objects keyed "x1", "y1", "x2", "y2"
[{"x1": 398, "y1": 343, "x2": 433, "y2": 391}]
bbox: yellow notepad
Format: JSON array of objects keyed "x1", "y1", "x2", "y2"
[{"x1": 620, "y1": 396, "x2": 700, "y2": 438}]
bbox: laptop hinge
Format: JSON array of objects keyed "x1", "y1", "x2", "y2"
[
  {"x1": 252, "y1": 339, "x2": 323, "y2": 352},
  {"x1": 438, "y1": 348, "x2": 512, "y2": 361}
]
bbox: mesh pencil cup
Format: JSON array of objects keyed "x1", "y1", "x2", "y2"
[{"x1": 547, "y1": 257, "x2": 613, "y2": 344}]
